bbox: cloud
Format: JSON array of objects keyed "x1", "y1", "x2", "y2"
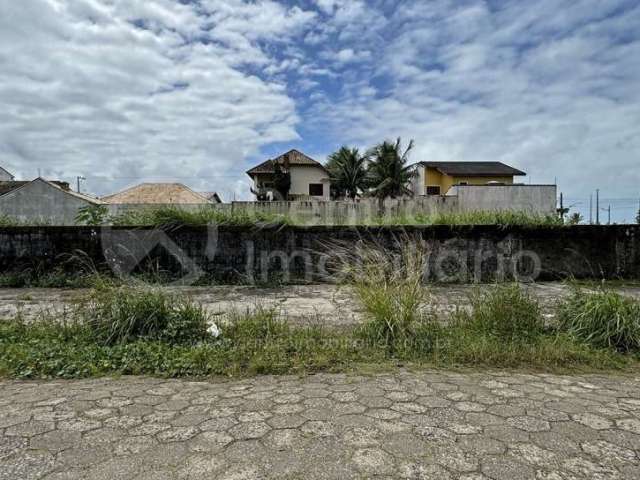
[
  {"x1": 308, "y1": 0, "x2": 640, "y2": 206},
  {"x1": 1, "y1": 0, "x2": 639, "y2": 215},
  {"x1": 0, "y1": 0, "x2": 315, "y2": 199}
]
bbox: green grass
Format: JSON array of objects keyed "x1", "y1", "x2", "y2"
[
  {"x1": 79, "y1": 284, "x2": 211, "y2": 345},
  {"x1": 454, "y1": 284, "x2": 546, "y2": 342},
  {"x1": 109, "y1": 206, "x2": 293, "y2": 227},
  {"x1": 0, "y1": 280, "x2": 637, "y2": 380},
  {"x1": 558, "y1": 287, "x2": 640, "y2": 352},
  {"x1": 412, "y1": 210, "x2": 564, "y2": 227}
]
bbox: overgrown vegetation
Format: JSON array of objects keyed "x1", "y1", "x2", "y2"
[
  {"x1": 79, "y1": 284, "x2": 210, "y2": 345},
  {"x1": 558, "y1": 286, "x2": 640, "y2": 352},
  {"x1": 109, "y1": 206, "x2": 292, "y2": 227},
  {"x1": 412, "y1": 210, "x2": 564, "y2": 227},
  {"x1": 0, "y1": 257, "x2": 638, "y2": 378}
]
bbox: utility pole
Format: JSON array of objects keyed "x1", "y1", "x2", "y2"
[
  {"x1": 608, "y1": 205, "x2": 611, "y2": 225},
  {"x1": 595, "y1": 189, "x2": 600, "y2": 225},
  {"x1": 589, "y1": 194, "x2": 593, "y2": 225},
  {"x1": 76, "y1": 176, "x2": 86, "y2": 193}
]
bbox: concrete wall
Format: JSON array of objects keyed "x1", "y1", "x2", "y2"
[
  {"x1": 0, "y1": 179, "x2": 97, "y2": 225},
  {"x1": 0, "y1": 169, "x2": 13, "y2": 181},
  {"x1": 230, "y1": 196, "x2": 458, "y2": 224},
  {"x1": 448, "y1": 185, "x2": 557, "y2": 214},
  {"x1": 289, "y1": 166, "x2": 330, "y2": 200},
  {"x1": 106, "y1": 187, "x2": 554, "y2": 224},
  {"x1": 0, "y1": 225, "x2": 637, "y2": 282}
]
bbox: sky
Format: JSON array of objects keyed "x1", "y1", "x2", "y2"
[{"x1": 1, "y1": 0, "x2": 639, "y2": 221}]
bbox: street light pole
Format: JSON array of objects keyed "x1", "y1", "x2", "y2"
[
  {"x1": 76, "y1": 176, "x2": 86, "y2": 193},
  {"x1": 595, "y1": 189, "x2": 600, "y2": 225}
]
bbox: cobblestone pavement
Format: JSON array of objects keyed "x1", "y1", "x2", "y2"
[
  {"x1": 2, "y1": 283, "x2": 639, "y2": 327},
  {"x1": 1, "y1": 372, "x2": 639, "y2": 479}
]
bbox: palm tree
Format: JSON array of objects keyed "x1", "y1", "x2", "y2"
[
  {"x1": 326, "y1": 147, "x2": 368, "y2": 200},
  {"x1": 365, "y1": 138, "x2": 416, "y2": 199}
]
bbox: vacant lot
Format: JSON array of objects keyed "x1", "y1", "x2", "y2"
[{"x1": 2, "y1": 282, "x2": 639, "y2": 328}]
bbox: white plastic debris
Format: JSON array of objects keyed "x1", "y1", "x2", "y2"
[{"x1": 207, "y1": 323, "x2": 221, "y2": 338}]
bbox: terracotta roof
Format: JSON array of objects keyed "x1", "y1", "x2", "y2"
[
  {"x1": 102, "y1": 183, "x2": 212, "y2": 204},
  {"x1": 247, "y1": 149, "x2": 328, "y2": 176},
  {"x1": 416, "y1": 161, "x2": 526, "y2": 177}
]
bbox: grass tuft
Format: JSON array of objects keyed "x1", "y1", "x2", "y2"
[
  {"x1": 79, "y1": 284, "x2": 211, "y2": 346},
  {"x1": 110, "y1": 206, "x2": 292, "y2": 227},
  {"x1": 454, "y1": 284, "x2": 546, "y2": 342},
  {"x1": 557, "y1": 287, "x2": 640, "y2": 352}
]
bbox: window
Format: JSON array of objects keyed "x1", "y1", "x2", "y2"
[
  {"x1": 426, "y1": 186, "x2": 441, "y2": 195},
  {"x1": 309, "y1": 183, "x2": 324, "y2": 196}
]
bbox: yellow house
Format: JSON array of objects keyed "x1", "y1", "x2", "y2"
[{"x1": 412, "y1": 161, "x2": 527, "y2": 195}]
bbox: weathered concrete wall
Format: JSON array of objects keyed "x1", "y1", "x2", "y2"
[
  {"x1": 230, "y1": 197, "x2": 458, "y2": 224},
  {"x1": 448, "y1": 185, "x2": 557, "y2": 214},
  {"x1": 0, "y1": 179, "x2": 96, "y2": 225},
  {"x1": 0, "y1": 225, "x2": 637, "y2": 282}
]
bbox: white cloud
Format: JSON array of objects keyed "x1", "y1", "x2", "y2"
[
  {"x1": 1, "y1": 0, "x2": 639, "y2": 214},
  {"x1": 0, "y1": 0, "x2": 314, "y2": 198},
  {"x1": 309, "y1": 0, "x2": 640, "y2": 203}
]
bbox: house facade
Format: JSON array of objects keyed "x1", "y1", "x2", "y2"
[
  {"x1": 0, "y1": 167, "x2": 14, "y2": 181},
  {"x1": 0, "y1": 177, "x2": 104, "y2": 224},
  {"x1": 411, "y1": 161, "x2": 527, "y2": 196},
  {"x1": 247, "y1": 150, "x2": 330, "y2": 201}
]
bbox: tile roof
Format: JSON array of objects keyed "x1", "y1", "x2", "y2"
[
  {"x1": 0, "y1": 179, "x2": 89, "y2": 199},
  {"x1": 416, "y1": 161, "x2": 526, "y2": 177},
  {"x1": 247, "y1": 149, "x2": 328, "y2": 175},
  {"x1": 102, "y1": 183, "x2": 212, "y2": 204}
]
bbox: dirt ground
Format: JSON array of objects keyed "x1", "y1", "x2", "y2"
[{"x1": 1, "y1": 283, "x2": 639, "y2": 328}]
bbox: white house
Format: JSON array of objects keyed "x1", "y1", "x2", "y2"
[{"x1": 246, "y1": 149, "x2": 330, "y2": 201}]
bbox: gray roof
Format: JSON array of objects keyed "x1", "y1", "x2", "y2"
[
  {"x1": 0, "y1": 166, "x2": 14, "y2": 180},
  {"x1": 417, "y1": 161, "x2": 526, "y2": 177}
]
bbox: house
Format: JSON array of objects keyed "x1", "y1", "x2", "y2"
[
  {"x1": 199, "y1": 192, "x2": 223, "y2": 204},
  {"x1": 0, "y1": 177, "x2": 104, "y2": 224},
  {"x1": 247, "y1": 149, "x2": 330, "y2": 201},
  {"x1": 0, "y1": 167, "x2": 14, "y2": 181},
  {"x1": 411, "y1": 161, "x2": 527, "y2": 196},
  {"x1": 102, "y1": 183, "x2": 214, "y2": 204}
]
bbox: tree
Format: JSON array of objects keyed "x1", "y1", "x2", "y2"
[
  {"x1": 636, "y1": 208, "x2": 640, "y2": 225},
  {"x1": 326, "y1": 147, "x2": 368, "y2": 200},
  {"x1": 75, "y1": 204, "x2": 109, "y2": 226},
  {"x1": 365, "y1": 138, "x2": 417, "y2": 199},
  {"x1": 567, "y1": 212, "x2": 583, "y2": 225},
  {"x1": 272, "y1": 162, "x2": 291, "y2": 200}
]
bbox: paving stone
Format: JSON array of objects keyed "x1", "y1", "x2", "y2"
[
  {"x1": 1, "y1": 371, "x2": 639, "y2": 479},
  {"x1": 351, "y1": 448, "x2": 394, "y2": 475}
]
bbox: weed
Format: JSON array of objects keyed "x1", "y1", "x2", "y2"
[
  {"x1": 109, "y1": 206, "x2": 292, "y2": 227},
  {"x1": 557, "y1": 287, "x2": 640, "y2": 352},
  {"x1": 79, "y1": 285, "x2": 210, "y2": 345},
  {"x1": 454, "y1": 284, "x2": 546, "y2": 342}
]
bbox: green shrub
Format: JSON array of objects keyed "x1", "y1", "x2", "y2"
[
  {"x1": 109, "y1": 206, "x2": 292, "y2": 227},
  {"x1": 335, "y1": 240, "x2": 433, "y2": 351},
  {"x1": 558, "y1": 288, "x2": 640, "y2": 352},
  {"x1": 80, "y1": 285, "x2": 210, "y2": 345},
  {"x1": 455, "y1": 284, "x2": 546, "y2": 342}
]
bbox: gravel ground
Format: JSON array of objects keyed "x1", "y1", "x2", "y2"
[{"x1": 1, "y1": 282, "x2": 639, "y2": 328}]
